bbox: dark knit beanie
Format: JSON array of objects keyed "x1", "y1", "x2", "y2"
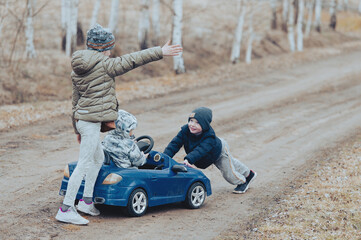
[
  {"x1": 86, "y1": 24, "x2": 115, "y2": 52},
  {"x1": 188, "y1": 107, "x2": 213, "y2": 131}
]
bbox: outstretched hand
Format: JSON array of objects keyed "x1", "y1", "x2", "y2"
[{"x1": 162, "y1": 40, "x2": 183, "y2": 56}]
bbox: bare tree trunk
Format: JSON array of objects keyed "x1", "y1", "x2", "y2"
[
  {"x1": 65, "y1": 0, "x2": 79, "y2": 57},
  {"x1": 230, "y1": 0, "x2": 246, "y2": 64},
  {"x1": 359, "y1": 0, "x2": 361, "y2": 13},
  {"x1": 287, "y1": 0, "x2": 295, "y2": 52},
  {"x1": 246, "y1": 0, "x2": 254, "y2": 64},
  {"x1": 61, "y1": 0, "x2": 67, "y2": 31},
  {"x1": 90, "y1": 0, "x2": 102, "y2": 29},
  {"x1": 25, "y1": 0, "x2": 36, "y2": 58},
  {"x1": 296, "y1": 0, "x2": 304, "y2": 51},
  {"x1": 305, "y1": 0, "x2": 314, "y2": 37},
  {"x1": 270, "y1": 0, "x2": 277, "y2": 29},
  {"x1": 172, "y1": 0, "x2": 185, "y2": 74},
  {"x1": 108, "y1": 0, "x2": 119, "y2": 33},
  {"x1": 329, "y1": 0, "x2": 337, "y2": 30},
  {"x1": 0, "y1": 0, "x2": 9, "y2": 40},
  {"x1": 138, "y1": 0, "x2": 150, "y2": 49},
  {"x1": 282, "y1": 0, "x2": 289, "y2": 32},
  {"x1": 151, "y1": 0, "x2": 160, "y2": 46},
  {"x1": 315, "y1": 0, "x2": 322, "y2": 32}
]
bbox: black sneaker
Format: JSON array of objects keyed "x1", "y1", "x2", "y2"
[{"x1": 233, "y1": 170, "x2": 257, "y2": 194}]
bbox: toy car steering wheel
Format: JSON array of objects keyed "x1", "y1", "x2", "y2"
[{"x1": 135, "y1": 135, "x2": 154, "y2": 154}]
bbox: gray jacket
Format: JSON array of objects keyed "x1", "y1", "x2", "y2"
[
  {"x1": 71, "y1": 47, "x2": 163, "y2": 133},
  {"x1": 102, "y1": 110, "x2": 146, "y2": 168}
]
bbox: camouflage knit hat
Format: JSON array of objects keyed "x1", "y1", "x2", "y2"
[{"x1": 86, "y1": 23, "x2": 115, "y2": 52}]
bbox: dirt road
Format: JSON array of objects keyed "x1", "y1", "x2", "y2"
[{"x1": 1, "y1": 49, "x2": 361, "y2": 240}]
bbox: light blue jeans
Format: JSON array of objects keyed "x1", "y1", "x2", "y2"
[
  {"x1": 214, "y1": 138, "x2": 250, "y2": 185},
  {"x1": 63, "y1": 120, "x2": 104, "y2": 206}
]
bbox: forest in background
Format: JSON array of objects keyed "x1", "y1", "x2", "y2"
[{"x1": 0, "y1": 0, "x2": 361, "y2": 105}]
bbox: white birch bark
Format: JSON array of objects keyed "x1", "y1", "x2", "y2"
[
  {"x1": 270, "y1": 0, "x2": 277, "y2": 29},
  {"x1": 108, "y1": 0, "x2": 120, "y2": 33},
  {"x1": 0, "y1": 0, "x2": 9, "y2": 40},
  {"x1": 138, "y1": 0, "x2": 150, "y2": 49},
  {"x1": 296, "y1": 0, "x2": 304, "y2": 51},
  {"x1": 230, "y1": 0, "x2": 246, "y2": 64},
  {"x1": 282, "y1": 0, "x2": 289, "y2": 31},
  {"x1": 359, "y1": 0, "x2": 361, "y2": 13},
  {"x1": 315, "y1": 0, "x2": 322, "y2": 32},
  {"x1": 25, "y1": 0, "x2": 36, "y2": 58},
  {"x1": 65, "y1": 0, "x2": 79, "y2": 57},
  {"x1": 172, "y1": 0, "x2": 185, "y2": 74},
  {"x1": 61, "y1": 0, "x2": 67, "y2": 31},
  {"x1": 246, "y1": 0, "x2": 254, "y2": 64},
  {"x1": 305, "y1": 0, "x2": 314, "y2": 37},
  {"x1": 329, "y1": 0, "x2": 336, "y2": 30},
  {"x1": 151, "y1": 0, "x2": 160, "y2": 46},
  {"x1": 90, "y1": 0, "x2": 102, "y2": 29},
  {"x1": 287, "y1": 0, "x2": 295, "y2": 52}
]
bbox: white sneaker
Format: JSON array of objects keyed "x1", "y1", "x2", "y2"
[
  {"x1": 76, "y1": 199, "x2": 100, "y2": 216},
  {"x1": 55, "y1": 206, "x2": 89, "y2": 225}
]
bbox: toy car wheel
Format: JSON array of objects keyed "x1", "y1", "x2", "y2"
[
  {"x1": 185, "y1": 182, "x2": 206, "y2": 209},
  {"x1": 127, "y1": 188, "x2": 148, "y2": 217}
]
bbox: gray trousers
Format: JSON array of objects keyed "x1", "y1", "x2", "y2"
[
  {"x1": 214, "y1": 138, "x2": 250, "y2": 185},
  {"x1": 63, "y1": 120, "x2": 104, "y2": 206}
]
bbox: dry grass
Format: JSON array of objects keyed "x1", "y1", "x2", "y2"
[
  {"x1": 1, "y1": 0, "x2": 361, "y2": 105},
  {"x1": 221, "y1": 136, "x2": 361, "y2": 240}
]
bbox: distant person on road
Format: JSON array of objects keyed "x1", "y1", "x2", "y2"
[
  {"x1": 163, "y1": 107, "x2": 257, "y2": 194},
  {"x1": 102, "y1": 110, "x2": 148, "y2": 168},
  {"x1": 55, "y1": 23, "x2": 182, "y2": 225}
]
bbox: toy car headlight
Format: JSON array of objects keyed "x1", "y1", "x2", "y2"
[
  {"x1": 102, "y1": 173, "x2": 123, "y2": 185},
  {"x1": 64, "y1": 165, "x2": 70, "y2": 178}
]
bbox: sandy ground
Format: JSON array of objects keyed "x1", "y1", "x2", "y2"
[{"x1": 1, "y1": 45, "x2": 361, "y2": 240}]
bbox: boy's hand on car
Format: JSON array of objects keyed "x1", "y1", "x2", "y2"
[
  {"x1": 162, "y1": 40, "x2": 183, "y2": 56},
  {"x1": 183, "y1": 159, "x2": 194, "y2": 168},
  {"x1": 76, "y1": 134, "x2": 81, "y2": 144}
]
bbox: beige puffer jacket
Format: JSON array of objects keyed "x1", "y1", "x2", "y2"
[{"x1": 71, "y1": 47, "x2": 163, "y2": 133}]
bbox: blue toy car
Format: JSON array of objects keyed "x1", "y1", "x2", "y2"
[{"x1": 59, "y1": 136, "x2": 212, "y2": 217}]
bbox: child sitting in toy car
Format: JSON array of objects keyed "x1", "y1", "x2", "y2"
[{"x1": 102, "y1": 110, "x2": 148, "y2": 168}]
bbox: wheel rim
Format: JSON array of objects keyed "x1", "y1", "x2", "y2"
[
  {"x1": 191, "y1": 186, "x2": 205, "y2": 207},
  {"x1": 132, "y1": 191, "x2": 147, "y2": 214}
]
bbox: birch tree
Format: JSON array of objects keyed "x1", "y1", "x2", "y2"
[
  {"x1": 282, "y1": 0, "x2": 288, "y2": 32},
  {"x1": 138, "y1": 0, "x2": 150, "y2": 49},
  {"x1": 0, "y1": 0, "x2": 9, "y2": 40},
  {"x1": 108, "y1": 0, "x2": 119, "y2": 33},
  {"x1": 270, "y1": 0, "x2": 277, "y2": 29},
  {"x1": 287, "y1": 0, "x2": 295, "y2": 52},
  {"x1": 90, "y1": 0, "x2": 102, "y2": 29},
  {"x1": 305, "y1": 0, "x2": 314, "y2": 37},
  {"x1": 65, "y1": 0, "x2": 79, "y2": 57},
  {"x1": 329, "y1": 0, "x2": 336, "y2": 30},
  {"x1": 151, "y1": 0, "x2": 160, "y2": 45},
  {"x1": 315, "y1": 0, "x2": 322, "y2": 32},
  {"x1": 172, "y1": 0, "x2": 185, "y2": 74},
  {"x1": 230, "y1": 0, "x2": 247, "y2": 64},
  {"x1": 296, "y1": 0, "x2": 304, "y2": 51},
  {"x1": 61, "y1": 0, "x2": 67, "y2": 31},
  {"x1": 359, "y1": 0, "x2": 361, "y2": 14},
  {"x1": 25, "y1": 0, "x2": 36, "y2": 58},
  {"x1": 246, "y1": 0, "x2": 254, "y2": 64}
]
